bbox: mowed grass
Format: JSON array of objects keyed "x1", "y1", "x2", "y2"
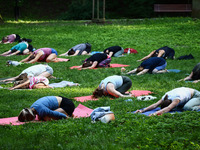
[{"x1": 0, "y1": 18, "x2": 200, "y2": 149}]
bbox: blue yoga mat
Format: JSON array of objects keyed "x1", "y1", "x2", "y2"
[
  {"x1": 131, "y1": 107, "x2": 200, "y2": 116},
  {"x1": 167, "y1": 69, "x2": 181, "y2": 73}
]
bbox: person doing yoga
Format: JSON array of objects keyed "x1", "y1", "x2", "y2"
[
  {"x1": 0, "y1": 34, "x2": 21, "y2": 44},
  {"x1": 18, "y1": 96, "x2": 75, "y2": 122},
  {"x1": 135, "y1": 87, "x2": 200, "y2": 116},
  {"x1": 103, "y1": 46, "x2": 124, "y2": 57},
  {"x1": 59, "y1": 43, "x2": 91, "y2": 56},
  {"x1": 20, "y1": 48, "x2": 58, "y2": 63},
  {"x1": 0, "y1": 41, "x2": 33, "y2": 56},
  {"x1": 76, "y1": 53, "x2": 111, "y2": 70},
  {"x1": 122, "y1": 57, "x2": 168, "y2": 76},
  {"x1": 137, "y1": 46, "x2": 175, "y2": 62},
  {"x1": 179, "y1": 63, "x2": 200, "y2": 83},
  {"x1": 93, "y1": 75, "x2": 133, "y2": 98}
]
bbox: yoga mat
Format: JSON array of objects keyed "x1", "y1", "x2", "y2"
[
  {"x1": 70, "y1": 64, "x2": 129, "y2": 69},
  {"x1": 73, "y1": 104, "x2": 93, "y2": 118},
  {"x1": 74, "y1": 90, "x2": 152, "y2": 102},
  {"x1": 131, "y1": 107, "x2": 200, "y2": 116},
  {"x1": 56, "y1": 58, "x2": 70, "y2": 62},
  {"x1": 0, "y1": 104, "x2": 93, "y2": 126},
  {"x1": 167, "y1": 69, "x2": 181, "y2": 73}
]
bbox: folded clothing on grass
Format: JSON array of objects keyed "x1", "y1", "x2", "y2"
[
  {"x1": 49, "y1": 81, "x2": 80, "y2": 88},
  {"x1": 167, "y1": 69, "x2": 181, "y2": 73},
  {"x1": 0, "y1": 104, "x2": 93, "y2": 126},
  {"x1": 70, "y1": 64, "x2": 129, "y2": 69},
  {"x1": 74, "y1": 90, "x2": 152, "y2": 102}
]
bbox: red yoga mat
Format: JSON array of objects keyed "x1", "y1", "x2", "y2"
[
  {"x1": 74, "y1": 90, "x2": 152, "y2": 102},
  {"x1": 70, "y1": 64, "x2": 129, "y2": 69}
]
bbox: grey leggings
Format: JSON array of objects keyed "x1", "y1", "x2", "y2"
[
  {"x1": 183, "y1": 90, "x2": 200, "y2": 111},
  {"x1": 116, "y1": 76, "x2": 132, "y2": 94}
]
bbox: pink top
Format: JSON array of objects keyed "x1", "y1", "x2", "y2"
[
  {"x1": 34, "y1": 48, "x2": 52, "y2": 61},
  {"x1": 29, "y1": 76, "x2": 49, "y2": 89},
  {"x1": 7, "y1": 34, "x2": 16, "y2": 43}
]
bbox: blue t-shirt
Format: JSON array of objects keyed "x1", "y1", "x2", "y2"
[
  {"x1": 30, "y1": 96, "x2": 66, "y2": 119},
  {"x1": 141, "y1": 57, "x2": 166, "y2": 73},
  {"x1": 99, "y1": 75, "x2": 123, "y2": 94},
  {"x1": 11, "y1": 42, "x2": 28, "y2": 53}
]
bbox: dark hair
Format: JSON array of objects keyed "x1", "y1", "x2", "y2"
[
  {"x1": 68, "y1": 49, "x2": 75, "y2": 55},
  {"x1": 11, "y1": 49, "x2": 18, "y2": 53},
  {"x1": 16, "y1": 73, "x2": 28, "y2": 81},
  {"x1": 152, "y1": 52, "x2": 158, "y2": 57},
  {"x1": 13, "y1": 79, "x2": 29, "y2": 89},
  {"x1": 82, "y1": 61, "x2": 92, "y2": 68},
  {"x1": 18, "y1": 108, "x2": 35, "y2": 122},
  {"x1": 136, "y1": 66, "x2": 144, "y2": 73},
  {"x1": 1, "y1": 36, "x2": 7, "y2": 42},
  {"x1": 28, "y1": 44, "x2": 33, "y2": 52},
  {"x1": 160, "y1": 95, "x2": 172, "y2": 109},
  {"x1": 92, "y1": 88, "x2": 104, "y2": 98},
  {"x1": 28, "y1": 54, "x2": 36, "y2": 61}
]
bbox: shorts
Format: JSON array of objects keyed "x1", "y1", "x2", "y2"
[
  {"x1": 155, "y1": 62, "x2": 167, "y2": 71},
  {"x1": 51, "y1": 48, "x2": 58, "y2": 55},
  {"x1": 46, "y1": 65, "x2": 53, "y2": 75},
  {"x1": 59, "y1": 96, "x2": 75, "y2": 117}
]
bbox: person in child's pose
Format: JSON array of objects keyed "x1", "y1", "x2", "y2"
[
  {"x1": 93, "y1": 75, "x2": 133, "y2": 98},
  {"x1": 59, "y1": 43, "x2": 91, "y2": 56},
  {"x1": 103, "y1": 46, "x2": 124, "y2": 57},
  {"x1": 0, "y1": 41, "x2": 33, "y2": 56},
  {"x1": 122, "y1": 57, "x2": 168, "y2": 76},
  {"x1": 179, "y1": 63, "x2": 200, "y2": 83},
  {"x1": 18, "y1": 96, "x2": 75, "y2": 122},
  {"x1": 0, "y1": 34, "x2": 21, "y2": 44},
  {"x1": 20, "y1": 48, "x2": 58, "y2": 63},
  {"x1": 135, "y1": 87, "x2": 200, "y2": 116},
  {"x1": 1, "y1": 64, "x2": 54, "y2": 84},
  {"x1": 137, "y1": 46, "x2": 175, "y2": 62},
  {"x1": 75, "y1": 53, "x2": 111, "y2": 70}
]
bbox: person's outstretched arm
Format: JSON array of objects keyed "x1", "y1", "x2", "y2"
[
  {"x1": 178, "y1": 72, "x2": 193, "y2": 82},
  {"x1": 106, "y1": 83, "x2": 133, "y2": 98},
  {"x1": 0, "y1": 50, "x2": 11, "y2": 56},
  {"x1": 6, "y1": 50, "x2": 20, "y2": 57},
  {"x1": 126, "y1": 68, "x2": 137, "y2": 74},
  {"x1": 20, "y1": 54, "x2": 32, "y2": 62},
  {"x1": 137, "y1": 50, "x2": 156, "y2": 61},
  {"x1": 28, "y1": 52, "x2": 43, "y2": 63},
  {"x1": 82, "y1": 61, "x2": 98, "y2": 70},
  {"x1": 135, "y1": 99, "x2": 163, "y2": 113},
  {"x1": 9, "y1": 80, "x2": 30, "y2": 90},
  {"x1": 137, "y1": 69, "x2": 149, "y2": 75},
  {"x1": 149, "y1": 99, "x2": 180, "y2": 116}
]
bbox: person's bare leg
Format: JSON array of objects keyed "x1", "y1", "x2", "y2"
[{"x1": 46, "y1": 54, "x2": 57, "y2": 62}]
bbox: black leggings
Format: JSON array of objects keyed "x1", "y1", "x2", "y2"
[
  {"x1": 59, "y1": 96, "x2": 75, "y2": 117},
  {"x1": 116, "y1": 76, "x2": 132, "y2": 94}
]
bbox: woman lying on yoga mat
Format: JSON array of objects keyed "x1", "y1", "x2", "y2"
[
  {"x1": 122, "y1": 57, "x2": 168, "y2": 76},
  {"x1": 1, "y1": 64, "x2": 54, "y2": 84},
  {"x1": 0, "y1": 40, "x2": 33, "y2": 56},
  {"x1": 179, "y1": 63, "x2": 200, "y2": 83},
  {"x1": 75, "y1": 53, "x2": 111, "y2": 70},
  {"x1": 137, "y1": 46, "x2": 175, "y2": 62},
  {"x1": 0, "y1": 34, "x2": 21, "y2": 44},
  {"x1": 93, "y1": 75, "x2": 133, "y2": 98},
  {"x1": 18, "y1": 96, "x2": 75, "y2": 122},
  {"x1": 59, "y1": 43, "x2": 91, "y2": 56},
  {"x1": 135, "y1": 87, "x2": 200, "y2": 116},
  {"x1": 103, "y1": 46, "x2": 124, "y2": 57},
  {"x1": 20, "y1": 48, "x2": 58, "y2": 63}
]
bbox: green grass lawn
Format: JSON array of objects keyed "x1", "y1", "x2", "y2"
[{"x1": 0, "y1": 17, "x2": 200, "y2": 150}]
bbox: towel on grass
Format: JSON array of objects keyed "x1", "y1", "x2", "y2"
[
  {"x1": 74, "y1": 90, "x2": 152, "y2": 102},
  {"x1": 70, "y1": 64, "x2": 129, "y2": 69},
  {"x1": 49, "y1": 81, "x2": 80, "y2": 88},
  {"x1": 0, "y1": 104, "x2": 93, "y2": 126}
]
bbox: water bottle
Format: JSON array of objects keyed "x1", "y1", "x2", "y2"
[{"x1": 127, "y1": 48, "x2": 130, "y2": 55}]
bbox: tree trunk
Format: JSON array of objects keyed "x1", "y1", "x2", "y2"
[
  {"x1": 0, "y1": 14, "x2": 4, "y2": 23},
  {"x1": 192, "y1": 0, "x2": 200, "y2": 18}
]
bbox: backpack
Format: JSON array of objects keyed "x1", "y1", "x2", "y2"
[{"x1": 124, "y1": 48, "x2": 138, "y2": 54}]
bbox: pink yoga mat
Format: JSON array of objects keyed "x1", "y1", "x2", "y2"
[
  {"x1": 0, "y1": 104, "x2": 93, "y2": 126},
  {"x1": 56, "y1": 58, "x2": 70, "y2": 62},
  {"x1": 70, "y1": 64, "x2": 129, "y2": 69},
  {"x1": 74, "y1": 90, "x2": 152, "y2": 102}
]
